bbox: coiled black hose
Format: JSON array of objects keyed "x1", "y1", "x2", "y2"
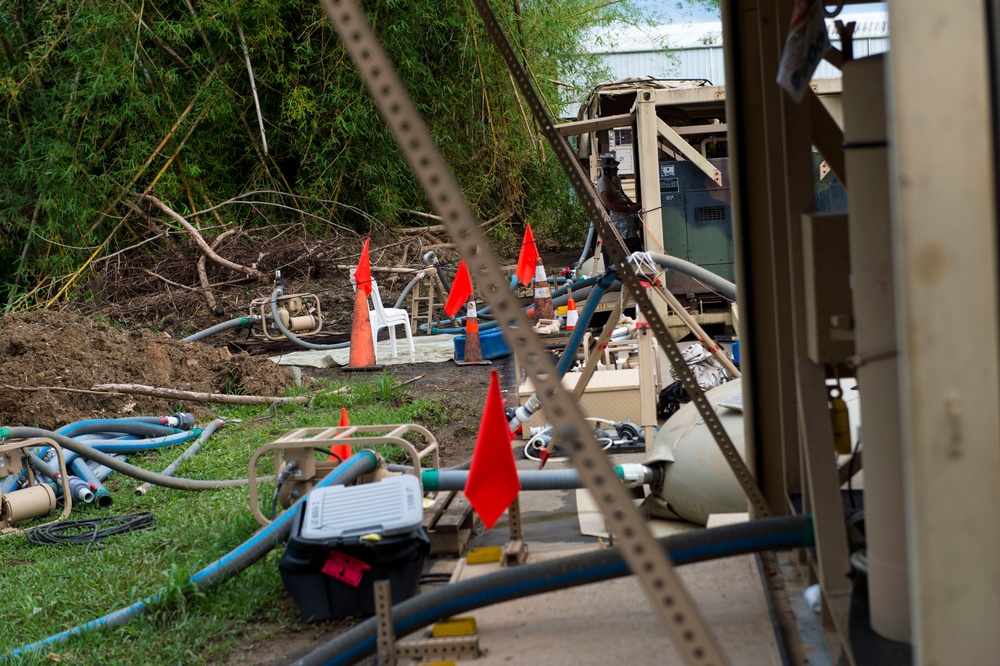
[{"x1": 26, "y1": 513, "x2": 156, "y2": 551}]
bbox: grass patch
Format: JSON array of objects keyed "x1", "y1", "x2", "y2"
[{"x1": 0, "y1": 372, "x2": 456, "y2": 663}]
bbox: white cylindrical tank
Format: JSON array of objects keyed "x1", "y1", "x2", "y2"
[{"x1": 645, "y1": 380, "x2": 860, "y2": 525}]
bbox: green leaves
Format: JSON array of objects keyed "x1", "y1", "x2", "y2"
[{"x1": 1, "y1": 0, "x2": 645, "y2": 307}]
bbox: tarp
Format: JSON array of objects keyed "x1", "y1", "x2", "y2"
[{"x1": 268, "y1": 334, "x2": 457, "y2": 368}]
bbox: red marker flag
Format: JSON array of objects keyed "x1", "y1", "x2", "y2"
[
  {"x1": 464, "y1": 369, "x2": 521, "y2": 529},
  {"x1": 515, "y1": 223, "x2": 540, "y2": 287},
  {"x1": 444, "y1": 259, "x2": 473, "y2": 317},
  {"x1": 354, "y1": 238, "x2": 373, "y2": 297}
]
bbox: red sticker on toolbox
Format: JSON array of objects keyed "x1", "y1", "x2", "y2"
[{"x1": 321, "y1": 550, "x2": 371, "y2": 587}]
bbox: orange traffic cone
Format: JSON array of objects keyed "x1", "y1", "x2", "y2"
[
  {"x1": 346, "y1": 285, "x2": 380, "y2": 371},
  {"x1": 532, "y1": 258, "x2": 555, "y2": 323},
  {"x1": 565, "y1": 297, "x2": 578, "y2": 330},
  {"x1": 329, "y1": 407, "x2": 352, "y2": 462},
  {"x1": 456, "y1": 299, "x2": 490, "y2": 365}
]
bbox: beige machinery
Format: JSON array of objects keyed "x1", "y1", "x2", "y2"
[
  {"x1": 0, "y1": 437, "x2": 73, "y2": 533},
  {"x1": 247, "y1": 424, "x2": 440, "y2": 527},
  {"x1": 250, "y1": 290, "x2": 324, "y2": 340},
  {"x1": 314, "y1": 1, "x2": 1000, "y2": 664},
  {"x1": 719, "y1": 0, "x2": 1000, "y2": 663},
  {"x1": 567, "y1": 2, "x2": 1000, "y2": 661}
]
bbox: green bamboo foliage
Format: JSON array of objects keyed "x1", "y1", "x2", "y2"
[{"x1": 0, "y1": 0, "x2": 645, "y2": 308}]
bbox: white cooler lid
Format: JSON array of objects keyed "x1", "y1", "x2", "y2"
[{"x1": 300, "y1": 474, "x2": 423, "y2": 540}]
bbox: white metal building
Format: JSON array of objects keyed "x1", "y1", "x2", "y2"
[{"x1": 582, "y1": 11, "x2": 889, "y2": 87}]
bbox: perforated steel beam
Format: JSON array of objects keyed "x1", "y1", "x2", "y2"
[{"x1": 316, "y1": 1, "x2": 759, "y2": 662}]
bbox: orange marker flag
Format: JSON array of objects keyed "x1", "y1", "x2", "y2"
[
  {"x1": 444, "y1": 259, "x2": 473, "y2": 317},
  {"x1": 354, "y1": 238, "x2": 373, "y2": 297},
  {"x1": 464, "y1": 369, "x2": 521, "y2": 529},
  {"x1": 515, "y1": 223, "x2": 540, "y2": 287}
]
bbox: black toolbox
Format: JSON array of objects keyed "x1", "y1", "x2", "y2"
[{"x1": 278, "y1": 476, "x2": 430, "y2": 620}]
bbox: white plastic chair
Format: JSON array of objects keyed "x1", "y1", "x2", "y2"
[{"x1": 352, "y1": 274, "x2": 416, "y2": 362}]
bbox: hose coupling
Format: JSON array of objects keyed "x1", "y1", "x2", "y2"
[
  {"x1": 169, "y1": 413, "x2": 196, "y2": 431},
  {"x1": 510, "y1": 394, "x2": 541, "y2": 430},
  {"x1": 617, "y1": 463, "x2": 653, "y2": 488},
  {"x1": 67, "y1": 475, "x2": 95, "y2": 503},
  {"x1": 276, "y1": 460, "x2": 299, "y2": 486}
]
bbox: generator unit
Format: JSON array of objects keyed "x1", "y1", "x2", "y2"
[{"x1": 658, "y1": 157, "x2": 734, "y2": 304}]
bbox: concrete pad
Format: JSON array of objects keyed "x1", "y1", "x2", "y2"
[
  {"x1": 445, "y1": 544, "x2": 783, "y2": 665},
  {"x1": 446, "y1": 448, "x2": 783, "y2": 665}
]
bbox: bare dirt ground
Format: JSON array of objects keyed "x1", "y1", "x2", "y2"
[
  {"x1": 0, "y1": 232, "x2": 576, "y2": 664},
  {"x1": 0, "y1": 231, "x2": 573, "y2": 465},
  {"x1": 0, "y1": 309, "x2": 295, "y2": 429}
]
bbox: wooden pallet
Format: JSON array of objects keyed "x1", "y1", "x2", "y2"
[{"x1": 424, "y1": 490, "x2": 477, "y2": 555}]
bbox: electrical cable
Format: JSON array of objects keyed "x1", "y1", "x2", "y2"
[
  {"x1": 291, "y1": 514, "x2": 813, "y2": 666},
  {"x1": 25, "y1": 513, "x2": 156, "y2": 554}
]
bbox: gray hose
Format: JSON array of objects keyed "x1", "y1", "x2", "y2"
[
  {"x1": 27, "y1": 450, "x2": 59, "y2": 479},
  {"x1": 27, "y1": 452, "x2": 95, "y2": 503},
  {"x1": 271, "y1": 287, "x2": 351, "y2": 351},
  {"x1": 647, "y1": 252, "x2": 737, "y2": 301},
  {"x1": 182, "y1": 316, "x2": 260, "y2": 343},
  {"x1": 292, "y1": 514, "x2": 812, "y2": 666},
  {"x1": 5, "y1": 427, "x2": 271, "y2": 490},
  {"x1": 393, "y1": 271, "x2": 425, "y2": 309},
  {"x1": 135, "y1": 419, "x2": 225, "y2": 496},
  {"x1": 577, "y1": 221, "x2": 595, "y2": 268},
  {"x1": 421, "y1": 466, "x2": 654, "y2": 491}
]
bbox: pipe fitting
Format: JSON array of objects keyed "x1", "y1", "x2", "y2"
[
  {"x1": 67, "y1": 475, "x2": 96, "y2": 504},
  {"x1": 93, "y1": 488, "x2": 113, "y2": 510},
  {"x1": 170, "y1": 413, "x2": 196, "y2": 431},
  {"x1": 617, "y1": 463, "x2": 654, "y2": 488},
  {"x1": 510, "y1": 394, "x2": 541, "y2": 429}
]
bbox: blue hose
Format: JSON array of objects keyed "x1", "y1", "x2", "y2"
[
  {"x1": 5, "y1": 451, "x2": 380, "y2": 660},
  {"x1": 421, "y1": 274, "x2": 604, "y2": 333},
  {"x1": 45, "y1": 430, "x2": 200, "y2": 473},
  {"x1": 2, "y1": 421, "x2": 187, "y2": 495},
  {"x1": 18, "y1": 422, "x2": 202, "y2": 506},
  {"x1": 291, "y1": 515, "x2": 812, "y2": 666},
  {"x1": 555, "y1": 272, "x2": 616, "y2": 375},
  {"x1": 69, "y1": 455, "x2": 113, "y2": 508},
  {"x1": 58, "y1": 420, "x2": 182, "y2": 438},
  {"x1": 0, "y1": 475, "x2": 17, "y2": 494}
]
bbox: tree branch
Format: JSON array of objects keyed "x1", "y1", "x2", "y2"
[
  {"x1": 138, "y1": 194, "x2": 266, "y2": 280},
  {"x1": 91, "y1": 383, "x2": 309, "y2": 406}
]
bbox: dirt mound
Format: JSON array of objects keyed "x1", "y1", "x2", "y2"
[{"x1": 0, "y1": 310, "x2": 294, "y2": 429}]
